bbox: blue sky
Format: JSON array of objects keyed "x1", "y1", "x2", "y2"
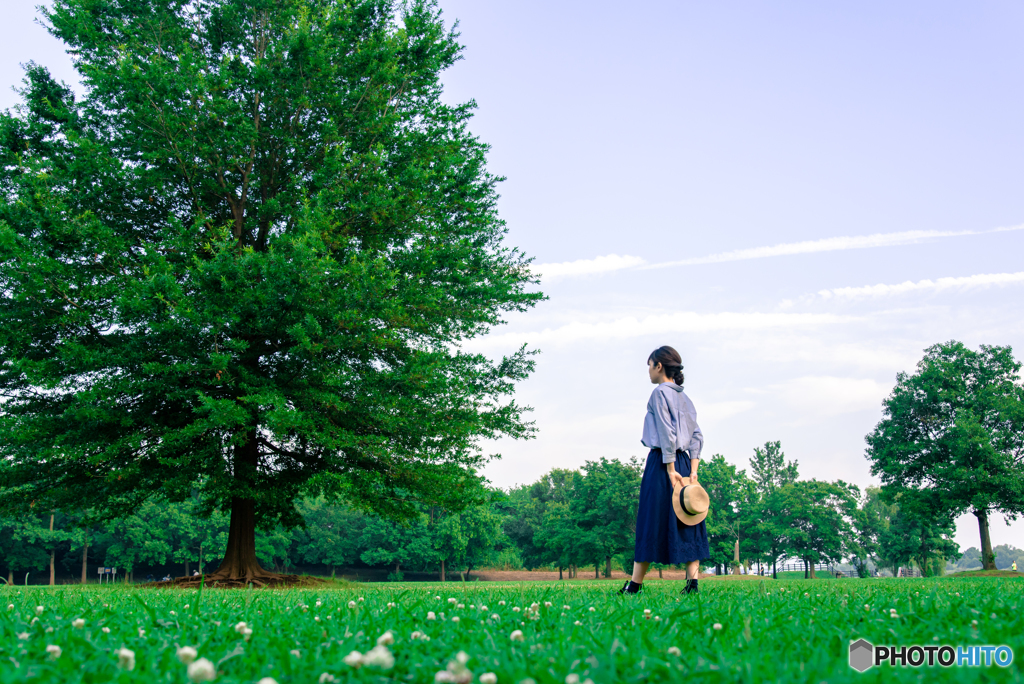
[{"x1": 3, "y1": 1, "x2": 1022, "y2": 554}]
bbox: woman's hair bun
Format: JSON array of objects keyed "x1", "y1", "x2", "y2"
[{"x1": 648, "y1": 345, "x2": 685, "y2": 386}]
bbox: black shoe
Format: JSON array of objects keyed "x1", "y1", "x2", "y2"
[
  {"x1": 681, "y1": 579, "x2": 699, "y2": 595},
  {"x1": 619, "y1": 580, "x2": 643, "y2": 595}
]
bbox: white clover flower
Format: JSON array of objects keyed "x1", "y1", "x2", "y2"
[
  {"x1": 387, "y1": 602, "x2": 396, "y2": 609},
  {"x1": 138, "y1": 628, "x2": 146, "y2": 637},
  {"x1": 654, "y1": 616, "x2": 661, "y2": 622},
  {"x1": 451, "y1": 616, "x2": 461, "y2": 623},
  {"x1": 588, "y1": 607, "x2": 595, "y2": 612},
  {"x1": 803, "y1": 593, "x2": 809, "y2": 597},
  {"x1": 435, "y1": 596, "x2": 442, "y2": 600},
  {"x1": 362, "y1": 645, "x2": 395, "y2": 670},
  {"x1": 565, "y1": 675, "x2": 580, "y2": 684},
  {"x1": 509, "y1": 629, "x2": 524, "y2": 642},
  {"x1": 343, "y1": 651, "x2": 363, "y2": 668},
  {"x1": 435, "y1": 672, "x2": 455, "y2": 683},
  {"x1": 512, "y1": 607, "x2": 521, "y2": 613},
  {"x1": 319, "y1": 674, "x2": 336, "y2": 683},
  {"x1": 971, "y1": 619, "x2": 978, "y2": 627},
  {"x1": 348, "y1": 601, "x2": 357, "y2": 609},
  {"x1": 470, "y1": 604, "x2": 476, "y2": 609},
  {"x1": 177, "y1": 646, "x2": 198, "y2": 664},
  {"x1": 16, "y1": 632, "x2": 28, "y2": 640},
  {"x1": 427, "y1": 611, "x2": 437, "y2": 620},
  {"x1": 481, "y1": 605, "x2": 488, "y2": 611},
  {"x1": 358, "y1": 597, "x2": 365, "y2": 602},
  {"x1": 480, "y1": 673, "x2": 497, "y2": 684},
  {"x1": 643, "y1": 608, "x2": 651, "y2": 615},
  {"x1": 574, "y1": 620, "x2": 582, "y2": 626},
  {"x1": 543, "y1": 601, "x2": 551, "y2": 608},
  {"x1": 498, "y1": 600, "x2": 506, "y2": 606},
  {"x1": 291, "y1": 650, "x2": 302, "y2": 659},
  {"x1": 315, "y1": 600, "x2": 322, "y2": 608},
  {"x1": 448, "y1": 598, "x2": 458, "y2": 604},
  {"x1": 713, "y1": 623, "x2": 722, "y2": 630},
  {"x1": 667, "y1": 646, "x2": 681, "y2": 656},
  {"x1": 457, "y1": 603, "x2": 465, "y2": 610},
  {"x1": 258, "y1": 679, "x2": 279, "y2": 684},
  {"x1": 117, "y1": 647, "x2": 136, "y2": 671},
  {"x1": 314, "y1": 617, "x2": 321, "y2": 623},
  {"x1": 35, "y1": 606, "x2": 44, "y2": 616},
  {"x1": 456, "y1": 652, "x2": 470, "y2": 664},
  {"x1": 187, "y1": 657, "x2": 216, "y2": 683},
  {"x1": 563, "y1": 605, "x2": 571, "y2": 610},
  {"x1": 102, "y1": 627, "x2": 111, "y2": 634},
  {"x1": 184, "y1": 604, "x2": 190, "y2": 610},
  {"x1": 411, "y1": 630, "x2": 425, "y2": 640},
  {"x1": 46, "y1": 644, "x2": 62, "y2": 660},
  {"x1": 31, "y1": 617, "x2": 39, "y2": 625},
  {"x1": 377, "y1": 631, "x2": 395, "y2": 646},
  {"x1": 234, "y1": 621, "x2": 247, "y2": 634},
  {"x1": 490, "y1": 613, "x2": 500, "y2": 621},
  {"x1": 6, "y1": 604, "x2": 12, "y2": 611},
  {"x1": 72, "y1": 618, "x2": 85, "y2": 629},
  {"x1": 864, "y1": 605, "x2": 870, "y2": 610},
  {"x1": 45, "y1": 627, "x2": 54, "y2": 634},
  {"x1": 990, "y1": 613, "x2": 997, "y2": 620}
]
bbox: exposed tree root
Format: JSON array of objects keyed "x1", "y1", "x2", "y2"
[{"x1": 144, "y1": 572, "x2": 326, "y2": 589}]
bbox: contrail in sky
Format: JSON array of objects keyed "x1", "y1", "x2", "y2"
[
  {"x1": 642, "y1": 224, "x2": 1024, "y2": 269},
  {"x1": 533, "y1": 224, "x2": 1023, "y2": 279}
]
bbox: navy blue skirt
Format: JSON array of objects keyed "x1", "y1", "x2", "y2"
[{"x1": 634, "y1": 448, "x2": 710, "y2": 564}]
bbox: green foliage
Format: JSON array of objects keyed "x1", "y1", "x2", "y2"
[
  {"x1": 0, "y1": 0, "x2": 541, "y2": 561},
  {"x1": 866, "y1": 341, "x2": 1024, "y2": 570},
  {"x1": 2, "y1": 579, "x2": 1022, "y2": 682}
]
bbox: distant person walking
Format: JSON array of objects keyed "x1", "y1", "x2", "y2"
[
  {"x1": 620, "y1": 346, "x2": 710, "y2": 596},
  {"x1": 1013, "y1": 560, "x2": 1018, "y2": 572}
]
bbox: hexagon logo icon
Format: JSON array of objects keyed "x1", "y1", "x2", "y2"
[{"x1": 849, "y1": 638, "x2": 874, "y2": 672}]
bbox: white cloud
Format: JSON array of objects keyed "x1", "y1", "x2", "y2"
[
  {"x1": 699, "y1": 400, "x2": 756, "y2": 423},
  {"x1": 532, "y1": 254, "x2": 645, "y2": 280},
  {"x1": 474, "y1": 310, "x2": 856, "y2": 349},
  {"x1": 759, "y1": 376, "x2": 892, "y2": 420},
  {"x1": 819, "y1": 271, "x2": 1024, "y2": 300},
  {"x1": 643, "y1": 224, "x2": 1024, "y2": 269}
]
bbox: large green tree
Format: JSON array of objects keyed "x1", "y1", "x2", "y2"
[
  {"x1": 866, "y1": 342, "x2": 1024, "y2": 571},
  {"x1": 0, "y1": 0, "x2": 540, "y2": 584}
]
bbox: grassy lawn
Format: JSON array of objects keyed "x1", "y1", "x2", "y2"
[{"x1": 0, "y1": 578, "x2": 1019, "y2": 683}]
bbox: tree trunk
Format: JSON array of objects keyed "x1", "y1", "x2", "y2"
[
  {"x1": 976, "y1": 509, "x2": 996, "y2": 570},
  {"x1": 206, "y1": 435, "x2": 280, "y2": 585},
  {"x1": 49, "y1": 514, "x2": 55, "y2": 586},
  {"x1": 658, "y1": 566, "x2": 663, "y2": 578},
  {"x1": 804, "y1": 558, "x2": 809, "y2": 579},
  {"x1": 559, "y1": 566, "x2": 563, "y2": 580},
  {"x1": 772, "y1": 558, "x2": 777, "y2": 580},
  {"x1": 733, "y1": 539, "x2": 741, "y2": 575},
  {"x1": 81, "y1": 543, "x2": 89, "y2": 584},
  {"x1": 185, "y1": 561, "x2": 190, "y2": 576},
  {"x1": 809, "y1": 562, "x2": 816, "y2": 579},
  {"x1": 440, "y1": 559, "x2": 446, "y2": 582},
  {"x1": 605, "y1": 556, "x2": 611, "y2": 578},
  {"x1": 594, "y1": 564, "x2": 599, "y2": 579},
  {"x1": 209, "y1": 496, "x2": 272, "y2": 582}
]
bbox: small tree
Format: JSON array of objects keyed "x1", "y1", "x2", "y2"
[
  {"x1": 747, "y1": 442, "x2": 799, "y2": 578},
  {"x1": 866, "y1": 342, "x2": 1024, "y2": 570}
]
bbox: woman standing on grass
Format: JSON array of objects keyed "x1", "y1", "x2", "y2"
[{"x1": 620, "y1": 346, "x2": 710, "y2": 595}]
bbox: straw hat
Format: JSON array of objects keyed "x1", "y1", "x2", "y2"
[{"x1": 672, "y1": 481, "x2": 710, "y2": 525}]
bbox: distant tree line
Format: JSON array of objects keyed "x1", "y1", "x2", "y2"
[{"x1": 5, "y1": 445, "x2": 1000, "y2": 584}]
